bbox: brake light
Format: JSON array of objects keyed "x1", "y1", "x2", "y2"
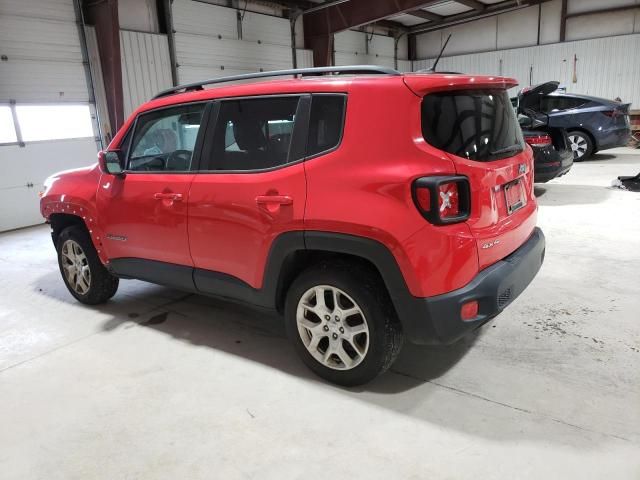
[
  {"x1": 438, "y1": 182, "x2": 460, "y2": 218},
  {"x1": 602, "y1": 110, "x2": 617, "y2": 118},
  {"x1": 412, "y1": 176, "x2": 470, "y2": 225},
  {"x1": 525, "y1": 134, "x2": 552, "y2": 147}
]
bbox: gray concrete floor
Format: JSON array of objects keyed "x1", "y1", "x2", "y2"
[{"x1": 1, "y1": 149, "x2": 639, "y2": 479}]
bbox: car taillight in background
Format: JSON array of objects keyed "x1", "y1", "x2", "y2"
[
  {"x1": 524, "y1": 134, "x2": 552, "y2": 147},
  {"x1": 412, "y1": 176, "x2": 470, "y2": 224}
]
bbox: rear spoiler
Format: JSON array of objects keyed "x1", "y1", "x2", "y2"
[{"x1": 403, "y1": 74, "x2": 518, "y2": 96}]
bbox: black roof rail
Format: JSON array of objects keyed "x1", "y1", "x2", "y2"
[{"x1": 152, "y1": 65, "x2": 401, "y2": 99}]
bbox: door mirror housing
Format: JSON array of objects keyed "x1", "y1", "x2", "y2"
[{"x1": 98, "y1": 150, "x2": 125, "y2": 176}]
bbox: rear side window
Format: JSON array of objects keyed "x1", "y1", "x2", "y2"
[
  {"x1": 541, "y1": 96, "x2": 586, "y2": 112},
  {"x1": 422, "y1": 89, "x2": 524, "y2": 161},
  {"x1": 208, "y1": 96, "x2": 300, "y2": 171},
  {"x1": 307, "y1": 95, "x2": 346, "y2": 157}
]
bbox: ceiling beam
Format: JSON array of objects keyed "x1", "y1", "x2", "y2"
[
  {"x1": 454, "y1": 0, "x2": 487, "y2": 11},
  {"x1": 408, "y1": 0, "x2": 551, "y2": 34},
  {"x1": 303, "y1": 0, "x2": 443, "y2": 38},
  {"x1": 406, "y1": 10, "x2": 443, "y2": 22}
]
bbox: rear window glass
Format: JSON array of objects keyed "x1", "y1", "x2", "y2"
[{"x1": 421, "y1": 89, "x2": 524, "y2": 161}]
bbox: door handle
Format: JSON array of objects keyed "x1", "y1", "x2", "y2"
[
  {"x1": 255, "y1": 195, "x2": 293, "y2": 205},
  {"x1": 154, "y1": 192, "x2": 183, "y2": 201}
]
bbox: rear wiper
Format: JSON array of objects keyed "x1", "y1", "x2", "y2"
[{"x1": 490, "y1": 144, "x2": 524, "y2": 156}]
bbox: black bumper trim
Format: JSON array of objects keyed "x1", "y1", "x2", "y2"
[{"x1": 403, "y1": 227, "x2": 545, "y2": 344}]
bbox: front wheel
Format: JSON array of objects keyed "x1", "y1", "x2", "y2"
[
  {"x1": 568, "y1": 131, "x2": 593, "y2": 161},
  {"x1": 285, "y1": 263, "x2": 403, "y2": 386},
  {"x1": 56, "y1": 225, "x2": 119, "y2": 304}
]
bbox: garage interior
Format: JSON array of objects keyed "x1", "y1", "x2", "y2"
[{"x1": 1, "y1": 0, "x2": 639, "y2": 478}]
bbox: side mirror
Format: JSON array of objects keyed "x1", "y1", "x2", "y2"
[{"x1": 98, "y1": 150, "x2": 125, "y2": 176}]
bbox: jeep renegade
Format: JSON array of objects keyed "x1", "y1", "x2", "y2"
[{"x1": 41, "y1": 66, "x2": 545, "y2": 386}]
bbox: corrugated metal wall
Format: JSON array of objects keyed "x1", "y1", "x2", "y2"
[
  {"x1": 0, "y1": 0, "x2": 89, "y2": 102},
  {"x1": 120, "y1": 30, "x2": 172, "y2": 117},
  {"x1": 414, "y1": 33, "x2": 640, "y2": 108},
  {"x1": 172, "y1": 0, "x2": 313, "y2": 83},
  {"x1": 334, "y1": 30, "x2": 411, "y2": 72}
]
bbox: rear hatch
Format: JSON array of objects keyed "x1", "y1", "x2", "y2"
[{"x1": 406, "y1": 75, "x2": 538, "y2": 269}]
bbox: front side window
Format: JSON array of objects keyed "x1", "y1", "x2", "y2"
[
  {"x1": 421, "y1": 89, "x2": 524, "y2": 161},
  {"x1": 208, "y1": 96, "x2": 300, "y2": 171},
  {"x1": 128, "y1": 103, "x2": 205, "y2": 172}
]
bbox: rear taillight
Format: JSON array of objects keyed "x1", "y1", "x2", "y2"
[
  {"x1": 525, "y1": 134, "x2": 552, "y2": 147},
  {"x1": 602, "y1": 110, "x2": 617, "y2": 118},
  {"x1": 412, "y1": 176, "x2": 470, "y2": 225}
]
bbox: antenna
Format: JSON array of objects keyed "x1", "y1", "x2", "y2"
[{"x1": 429, "y1": 34, "x2": 452, "y2": 72}]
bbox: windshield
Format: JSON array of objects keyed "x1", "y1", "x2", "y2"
[{"x1": 421, "y1": 89, "x2": 524, "y2": 161}]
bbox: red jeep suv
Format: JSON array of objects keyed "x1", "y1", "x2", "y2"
[{"x1": 41, "y1": 66, "x2": 545, "y2": 386}]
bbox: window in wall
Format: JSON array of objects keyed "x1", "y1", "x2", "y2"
[
  {"x1": 209, "y1": 96, "x2": 300, "y2": 171},
  {"x1": 15, "y1": 104, "x2": 94, "y2": 142},
  {"x1": 0, "y1": 106, "x2": 17, "y2": 144},
  {"x1": 307, "y1": 95, "x2": 346, "y2": 157},
  {"x1": 128, "y1": 103, "x2": 205, "y2": 172}
]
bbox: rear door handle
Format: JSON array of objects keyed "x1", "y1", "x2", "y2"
[
  {"x1": 154, "y1": 192, "x2": 183, "y2": 201},
  {"x1": 255, "y1": 195, "x2": 293, "y2": 205}
]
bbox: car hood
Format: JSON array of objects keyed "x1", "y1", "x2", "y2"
[{"x1": 517, "y1": 81, "x2": 559, "y2": 113}]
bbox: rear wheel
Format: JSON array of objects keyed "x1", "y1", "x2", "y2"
[
  {"x1": 56, "y1": 226, "x2": 119, "y2": 304},
  {"x1": 568, "y1": 131, "x2": 593, "y2": 161},
  {"x1": 285, "y1": 263, "x2": 403, "y2": 386}
]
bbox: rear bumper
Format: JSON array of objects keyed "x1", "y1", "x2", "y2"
[
  {"x1": 597, "y1": 126, "x2": 631, "y2": 151},
  {"x1": 402, "y1": 227, "x2": 545, "y2": 344},
  {"x1": 534, "y1": 147, "x2": 573, "y2": 183}
]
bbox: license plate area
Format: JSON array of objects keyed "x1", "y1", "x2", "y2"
[{"x1": 505, "y1": 178, "x2": 526, "y2": 215}]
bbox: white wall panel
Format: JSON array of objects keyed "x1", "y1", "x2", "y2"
[
  {"x1": 0, "y1": 0, "x2": 74, "y2": 21},
  {"x1": 120, "y1": 30, "x2": 172, "y2": 117},
  {"x1": 296, "y1": 49, "x2": 314, "y2": 69},
  {"x1": 0, "y1": 1, "x2": 87, "y2": 102},
  {"x1": 496, "y1": 6, "x2": 538, "y2": 49},
  {"x1": 242, "y1": 10, "x2": 290, "y2": 47},
  {"x1": 540, "y1": 0, "x2": 562, "y2": 44},
  {"x1": 173, "y1": 0, "x2": 237, "y2": 39},
  {"x1": 414, "y1": 34, "x2": 640, "y2": 108},
  {"x1": 566, "y1": 9, "x2": 640, "y2": 41},
  {"x1": 334, "y1": 30, "x2": 366, "y2": 55},
  {"x1": 172, "y1": 0, "x2": 305, "y2": 83}
]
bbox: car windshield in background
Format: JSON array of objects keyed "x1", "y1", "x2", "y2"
[{"x1": 422, "y1": 89, "x2": 524, "y2": 161}]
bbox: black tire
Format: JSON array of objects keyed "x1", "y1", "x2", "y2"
[
  {"x1": 285, "y1": 262, "x2": 403, "y2": 386},
  {"x1": 567, "y1": 131, "x2": 593, "y2": 161},
  {"x1": 56, "y1": 225, "x2": 119, "y2": 304}
]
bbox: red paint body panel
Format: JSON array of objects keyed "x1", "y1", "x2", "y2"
[
  {"x1": 42, "y1": 72, "x2": 541, "y2": 302},
  {"x1": 94, "y1": 173, "x2": 195, "y2": 266},
  {"x1": 188, "y1": 164, "x2": 306, "y2": 289}
]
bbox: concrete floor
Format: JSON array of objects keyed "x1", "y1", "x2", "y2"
[{"x1": 1, "y1": 148, "x2": 639, "y2": 479}]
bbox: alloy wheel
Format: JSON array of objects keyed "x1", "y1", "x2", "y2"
[
  {"x1": 61, "y1": 239, "x2": 91, "y2": 295},
  {"x1": 568, "y1": 134, "x2": 588, "y2": 159},
  {"x1": 296, "y1": 285, "x2": 370, "y2": 370}
]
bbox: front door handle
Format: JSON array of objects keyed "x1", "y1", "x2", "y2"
[
  {"x1": 255, "y1": 195, "x2": 293, "y2": 206},
  {"x1": 154, "y1": 192, "x2": 183, "y2": 201}
]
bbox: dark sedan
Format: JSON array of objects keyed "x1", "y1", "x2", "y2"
[{"x1": 517, "y1": 82, "x2": 631, "y2": 161}]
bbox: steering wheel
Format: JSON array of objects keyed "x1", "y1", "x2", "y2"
[{"x1": 166, "y1": 150, "x2": 192, "y2": 170}]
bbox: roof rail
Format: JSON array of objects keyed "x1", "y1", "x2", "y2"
[{"x1": 152, "y1": 65, "x2": 401, "y2": 99}]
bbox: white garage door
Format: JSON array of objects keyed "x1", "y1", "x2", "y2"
[
  {"x1": 0, "y1": 0, "x2": 98, "y2": 232},
  {"x1": 172, "y1": 0, "x2": 313, "y2": 84}
]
